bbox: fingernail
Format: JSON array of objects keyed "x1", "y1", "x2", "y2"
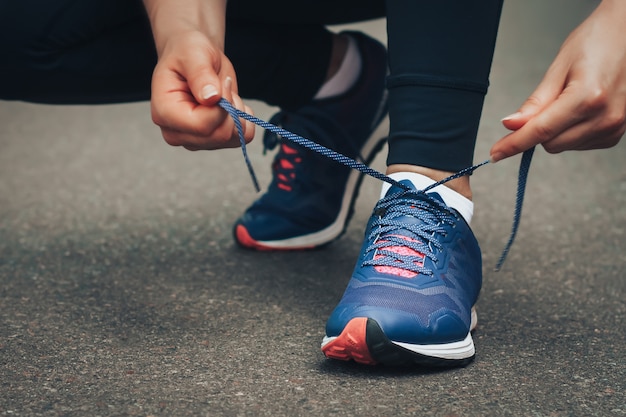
[
  {"x1": 201, "y1": 84, "x2": 218, "y2": 100},
  {"x1": 490, "y1": 152, "x2": 505, "y2": 163},
  {"x1": 501, "y1": 112, "x2": 522, "y2": 122},
  {"x1": 224, "y1": 76, "x2": 232, "y2": 90}
]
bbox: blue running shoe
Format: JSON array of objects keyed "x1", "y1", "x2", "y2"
[
  {"x1": 322, "y1": 178, "x2": 482, "y2": 367},
  {"x1": 233, "y1": 31, "x2": 388, "y2": 250}
]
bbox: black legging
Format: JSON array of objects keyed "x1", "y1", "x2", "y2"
[{"x1": 0, "y1": 0, "x2": 502, "y2": 171}]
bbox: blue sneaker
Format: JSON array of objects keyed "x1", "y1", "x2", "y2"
[
  {"x1": 233, "y1": 31, "x2": 388, "y2": 250},
  {"x1": 322, "y1": 177, "x2": 481, "y2": 367}
]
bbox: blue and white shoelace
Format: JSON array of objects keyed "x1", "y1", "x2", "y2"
[{"x1": 218, "y1": 98, "x2": 534, "y2": 271}]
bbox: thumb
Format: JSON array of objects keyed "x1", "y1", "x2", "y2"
[
  {"x1": 501, "y1": 89, "x2": 554, "y2": 132},
  {"x1": 500, "y1": 64, "x2": 566, "y2": 132},
  {"x1": 182, "y1": 50, "x2": 224, "y2": 106},
  {"x1": 197, "y1": 82, "x2": 221, "y2": 105},
  {"x1": 490, "y1": 67, "x2": 566, "y2": 162}
]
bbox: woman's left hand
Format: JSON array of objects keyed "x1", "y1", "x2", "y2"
[{"x1": 490, "y1": 0, "x2": 626, "y2": 162}]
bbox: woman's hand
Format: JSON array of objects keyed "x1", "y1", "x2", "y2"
[
  {"x1": 490, "y1": 0, "x2": 626, "y2": 162},
  {"x1": 143, "y1": 0, "x2": 255, "y2": 150}
]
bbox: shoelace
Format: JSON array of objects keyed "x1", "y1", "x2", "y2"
[
  {"x1": 218, "y1": 98, "x2": 534, "y2": 271},
  {"x1": 362, "y1": 190, "x2": 458, "y2": 276}
]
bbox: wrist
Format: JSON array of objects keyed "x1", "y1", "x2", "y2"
[{"x1": 143, "y1": 0, "x2": 226, "y2": 55}]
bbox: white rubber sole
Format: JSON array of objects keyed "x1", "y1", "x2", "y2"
[{"x1": 322, "y1": 307, "x2": 478, "y2": 362}]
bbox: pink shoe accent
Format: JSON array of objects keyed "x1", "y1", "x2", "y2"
[
  {"x1": 235, "y1": 225, "x2": 274, "y2": 251},
  {"x1": 234, "y1": 224, "x2": 316, "y2": 251},
  {"x1": 374, "y1": 234, "x2": 424, "y2": 278},
  {"x1": 281, "y1": 144, "x2": 298, "y2": 154},
  {"x1": 273, "y1": 144, "x2": 302, "y2": 192},
  {"x1": 322, "y1": 318, "x2": 377, "y2": 365},
  {"x1": 279, "y1": 159, "x2": 294, "y2": 169}
]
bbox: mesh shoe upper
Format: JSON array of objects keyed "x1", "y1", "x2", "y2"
[
  {"x1": 325, "y1": 179, "x2": 482, "y2": 346},
  {"x1": 234, "y1": 31, "x2": 389, "y2": 249}
]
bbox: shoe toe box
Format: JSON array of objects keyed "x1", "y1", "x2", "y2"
[{"x1": 325, "y1": 282, "x2": 472, "y2": 345}]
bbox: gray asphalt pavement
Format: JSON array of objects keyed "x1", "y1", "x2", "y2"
[{"x1": 1, "y1": 1, "x2": 624, "y2": 416}]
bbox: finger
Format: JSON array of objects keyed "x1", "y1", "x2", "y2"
[
  {"x1": 501, "y1": 61, "x2": 568, "y2": 131},
  {"x1": 183, "y1": 145, "x2": 203, "y2": 151},
  {"x1": 243, "y1": 103, "x2": 256, "y2": 142},
  {"x1": 491, "y1": 89, "x2": 590, "y2": 161},
  {"x1": 155, "y1": 94, "x2": 231, "y2": 139},
  {"x1": 177, "y1": 40, "x2": 224, "y2": 105},
  {"x1": 540, "y1": 116, "x2": 625, "y2": 153},
  {"x1": 160, "y1": 125, "x2": 242, "y2": 150},
  {"x1": 219, "y1": 76, "x2": 250, "y2": 143},
  {"x1": 151, "y1": 62, "x2": 230, "y2": 132},
  {"x1": 220, "y1": 76, "x2": 235, "y2": 108},
  {"x1": 230, "y1": 92, "x2": 256, "y2": 143},
  {"x1": 157, "y1": 78, "x2": 242, "y2": 150}
]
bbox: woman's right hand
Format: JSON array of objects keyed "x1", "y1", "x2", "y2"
[{"x1": 143, "y1": 0, "x2": 255, "y2": 151}]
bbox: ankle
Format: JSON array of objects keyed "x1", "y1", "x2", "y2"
[
  {"x1": 386, "y1": 164, "x2": 473, "y2": 200},
  {"x1": 314, "y1": 34, "x2": 361, "y2": 100},
  {"x1": 326, "y1": 34, "x2": 349, "y2": 81}
]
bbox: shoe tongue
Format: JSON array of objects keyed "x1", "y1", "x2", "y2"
[
  {"x1": 384, "y1": 179, "x2": 416, "y2": 197},
  {"x1": 378, "y1": 182, "x2": 446, "y2": 242},
  {"x1": 425, "y1": 191, "x2": 445, "y2": 204},
  {"x1": 384, "y1": 179, "x2": 445, "y2": 204}
]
